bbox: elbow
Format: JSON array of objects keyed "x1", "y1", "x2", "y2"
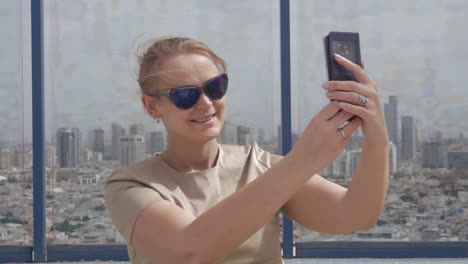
[
  {"x1": 183, "y1": 249, "x2": 218, "y2": 264},
  {"x1": 182, "y1": 252, "x2": 217, "y2": 264},
  {"x1": 357, "y1": 204, "x2": 385, "y2": 231},
  {"x1": 342, "y1": 218, "x2": 377, "y2": 234},
  {"x1": 355, "y1": 212, "x2": 380, "y2": 231},
  {"x1": 359, "y1": 217, "x2": 379, "y2": 231},
  {"x1": 182, "y1": 254, "x2": 206, "y2": 264},
  {"x1": 180, "y1": 239, "x2": 218, "y2": 264}
]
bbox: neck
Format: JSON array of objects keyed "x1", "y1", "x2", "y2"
[{"x1": 160, "y1": 138, "x2": 219, "y2": 173}]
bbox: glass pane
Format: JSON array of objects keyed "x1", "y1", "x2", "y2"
[
  {"x1": 0, "y1": 0, "x2": 31, "y2": 246},
  {"x1": 44, "y1": 0, "x2": 280, "y2": 245},
  {"x1": 291, "y1": 0, "x2": 468, "y2": 242}
]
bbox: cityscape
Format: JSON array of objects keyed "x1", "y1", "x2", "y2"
[
  {"x1": 1, "y1": 0, "x2": 468, "y2": 249},
  {"x1": 1, "y1": 95, "x2": 468, "y2": 245}
]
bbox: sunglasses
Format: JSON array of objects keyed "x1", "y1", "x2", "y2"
[{"x1": 146, "y1": 73, "x2": 228, "y2": 110}]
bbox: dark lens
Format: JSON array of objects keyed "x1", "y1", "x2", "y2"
[
  {"x1": 170, "y1": 88, "x2": 200, "y2": 109},
  {"x1": 205, "y1": 74, "x2": 228, "y2": 100}
]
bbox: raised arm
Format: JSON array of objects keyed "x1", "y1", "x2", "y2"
[
  {"x1": 283, "y1": 54, "x2": 389, "y2": 235},
  {"x1": 131, "y1": 102, "x2": 362, "y2": 264}
]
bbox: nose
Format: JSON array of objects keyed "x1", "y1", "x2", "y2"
[{"x1": 195, "y1": 92, "x2": 213, "y2": 109}]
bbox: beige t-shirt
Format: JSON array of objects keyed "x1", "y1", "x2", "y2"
[{"x1": 104, "y1": 142, "x2": 285, "y2": 264}]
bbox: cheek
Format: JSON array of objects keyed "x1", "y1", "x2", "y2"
[
  {"x1": 160, "y1": 106, "x2": 188, "y2": 126},
  {"x1": 216, "y1": 100, "x2": 226, "y2": 115}
]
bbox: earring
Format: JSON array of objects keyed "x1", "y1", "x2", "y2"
[{"x1": 156, "y1": 117, "x2": 160, "y2": 123}]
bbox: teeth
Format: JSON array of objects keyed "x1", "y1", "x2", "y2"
[{"x1": 193, "y1": 114, "x2": 214, "y2": 122}]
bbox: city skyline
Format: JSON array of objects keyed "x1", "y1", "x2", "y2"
[
  {"x1": 1, "y1": 106, "x2": 467, "y2": 245},
  {"x1": 2, "y1": 0, "x2": 468, "y2": 251}
]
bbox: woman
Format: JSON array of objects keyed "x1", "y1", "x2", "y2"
[{"x1": 104, "y1": 36, "x2": 389, "y2": 264}]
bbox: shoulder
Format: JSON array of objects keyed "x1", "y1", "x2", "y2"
[
  {"x1": 103, "y1": 159, "x2": 167, "y2": 244},
  {"x1": 219, "y1": 142, "x2": 283, "y2": 169},
  {"x1": 105, "y1": 157, "x2": 168, "y2": 185},
  {"x1": 251, "y1": 142, "x2": 283, "y2": 168},
  {"x1": 104, "y1": 157, "x2": 175, "y2": 204}
]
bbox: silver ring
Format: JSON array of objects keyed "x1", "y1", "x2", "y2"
[
  {"x1": 339, "y1": 128, "x2": 346, "y2": 138},
  {"x1": 358, "y1": 95, "x2": 368, "y2": 107}
]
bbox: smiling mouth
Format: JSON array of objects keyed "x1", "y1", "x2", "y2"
[{"x1": 191, "y1": 113, "x2": 216, "y2": 123}]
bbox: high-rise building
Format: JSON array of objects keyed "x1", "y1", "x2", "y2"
[
  {"x1": 46, "y1": 145, "x2": 56, "y2": 168},
  {"x1": 347, "y1": 149, "x2": 362, "y2": 178},
  {"x1": 148, "y1": 131, "x2": 165, "y2": 155},
  {"x1": 458, "y1": 132, "x2": 465, "y2": 144},
  {"x1": 56, "y1": 128, "x2": 80, "y2": 168},
  {"x1": 384, "y1": 95, "x2": 399, "y2": 150},
  {"x1": 415, "y1": 126, "x2": 420, "y2": 153},
  {"x1": 237, "y1": 125, "x2": 251, "y2": 145},
  {"x1": 257, "y1": 128, "x2": 266, "y2": 145},
  {"x1": 347, "y1": 132, "x2": 364, "y2": 151},
  {"x1": 435, "y1": 130, "x2": 443, "y2": 142},
  {"x1": 422, "y1": 142, "x2": 446, "y2": 168},
  {"x1": 0, "y1": 148, "x2": 11, "y2": 170},
  {"x1": 82, "y1": 149, "x2": 93, "y2": 163},
  {"x1": 389, "y1": 141, "x2": 397, "y2": 177},
  {"x1": 337, "y1": 150, "x2": 351, "y2": 178},
  {"x1": 219, "y1": 121, "x2": 236, "y2": 145},
  {"x1": 276, "y1": 125, "x2": 284, "y2": 154},
  {"x1": 87, "y1": 130, "x2": 94, "y2": 149},
  {"x1": 129, "y1": 123, "x2": 145, "y2": 136},
  {"x1": 73, "y1": 127, "x2": 82, "y2": 163},
  {"x1": 447, "y1": 152, "x2": 468, "y2": 170},
  {"x1": 13, "y1": 147, "x2": 24, "y2": 168},
  {"x1": 120, "y1": 135, "x2": 146, "y2": 166},
  {"x1": 112, "y1": 123, "x2": 126, "y2": 160},
  {"x1": 401, "y1": 116, "x2": 416, "y2": 161},
  {"x1": 92, "y1": 128, "x2": 105, "y2": 154},
  {"x1": 321, "y1": 151, "x2": 344, "y2": 177}
]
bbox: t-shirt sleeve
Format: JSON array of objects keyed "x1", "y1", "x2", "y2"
[
  {"x1": 253, "y1": 142, "x2": 284, "y2": 168},
  {"x1": 103, "y1": 167, "x2": 164, "y2": 245},
  {"x1": 252, "y1": 142, "x2": 288, "y2": 213}
]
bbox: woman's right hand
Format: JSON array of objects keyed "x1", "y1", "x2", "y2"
[{"x1": 288, "y1": 101, "x2": 362, "y2": 171}]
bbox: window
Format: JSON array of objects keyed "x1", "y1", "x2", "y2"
[
  {"x1": 291, "y1": 0, "x2": 468, "y2": 243},
  {"x1": 43, "y1": 0, "x2": 281, "y2": 245},
  {"x1": 0, "y1": 0, "x2": 32, "y2": 246}
]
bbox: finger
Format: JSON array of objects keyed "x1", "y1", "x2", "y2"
[
  {"x1": 334, "y1": 53, "x2": 372, "y2": 84},
  {"x1": 325, "y1": 81, "x2": 373, "y2": 97},
  {"x1": 318, "y1": 101, "x2": 342, "y2": 121},
  {"x1": 340, "y1": 116, "x2": 363, "y2": 139},
  {"x1": 326, "y1": 90, "x2": 372, "y2": 106},
  {"x1": 337, "y1": 101, "x2": 371, "y2": 120},
  {"x1": 329, "y1": 106, "x2": 355, "y2": 126}
]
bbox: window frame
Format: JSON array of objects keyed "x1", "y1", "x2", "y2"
[{"x1": 0, "y1": 0, "x2": 466, "y2": 262}]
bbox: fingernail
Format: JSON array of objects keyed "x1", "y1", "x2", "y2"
[
  {"x1": 326, "y1": 91, "x2": 333, "y2": 97},
  {"x1": 334, "y1": 53, "x2": 347, "y2": 61},
  {"x1": 322, "y1": 82, "x2": 329, "y2": 90},
  {"x1": 338, "y1": 102, "x2": 346, "y2": 108}
]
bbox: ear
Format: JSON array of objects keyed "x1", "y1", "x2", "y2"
[{"x1": 141, "y1": 94, "x2": 161, "y2": 120}]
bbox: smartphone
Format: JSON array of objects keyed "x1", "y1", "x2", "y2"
[
  {"x1": 323, "y1": 31, "x2": 362, "y2": 129},
  {"x1": 323, "y1": 31, "x2": 361, "y2": 81}
]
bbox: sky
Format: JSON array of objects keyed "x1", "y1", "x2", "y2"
[{"x1": 1, "y1": 0, "x2": 468, "y2": 144}]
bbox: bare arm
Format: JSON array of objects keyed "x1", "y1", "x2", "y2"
[
  {"x1": 342, "y1": 139, "x2": 389, "y2": 228},
  {"x1": 284, "y1": 53, "x2": 389, "y2": 235},
  {"x1": 132, "y1": 153, "x2": 318, "y2": 263},
  {"x1": 283, "y1": 140, "x2": 388, "y2": 234},
  {"x1": 131, "y1": 102, "x2": 360, "y2": 263}
]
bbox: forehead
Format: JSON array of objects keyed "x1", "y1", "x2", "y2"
[{"x1": 157, "y1": 53, "x2": 219, "y2": 88}]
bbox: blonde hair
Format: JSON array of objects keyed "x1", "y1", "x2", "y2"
[{"x1": 137, "y1": 36, "x2": 227, "y2": 94}]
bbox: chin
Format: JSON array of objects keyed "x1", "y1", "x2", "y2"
[
  {"x1": 197, "y1": 128, "x2": 221, "y2": 143},
  {"x1": 185, "y1": 116, "x2": 224, "y2": 143}
]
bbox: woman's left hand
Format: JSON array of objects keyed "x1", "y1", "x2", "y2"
[{"x1": 323, "y1": 54, "x2": 389, "y2": 147}]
